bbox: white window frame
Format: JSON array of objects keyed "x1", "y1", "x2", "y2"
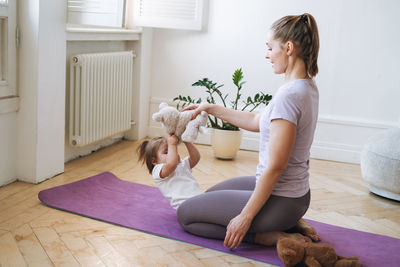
[
  {"x1": 132, "y1": 0, "x2": 204, "y2": 31},
  {"x1": 67, "y1": 0, "x2": 126, "y2": 28},
  {"x1": 0, "y1": 0, "x2": 17, "y2": 98}
]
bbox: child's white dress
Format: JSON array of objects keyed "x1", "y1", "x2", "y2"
[{"x1": 152, "y1": 157, "x2": 202, "y2": 210}]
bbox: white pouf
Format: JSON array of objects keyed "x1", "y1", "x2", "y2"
[{"x1": 361, "y1": 128, "x2": 400, "y2": 201}]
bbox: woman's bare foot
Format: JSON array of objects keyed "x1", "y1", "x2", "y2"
[
  {"x1": 295, "y1": 218, "x2": 321, "y2": 242},
  {"x1": 255, "y1": 231, "x2": 311, "y2": 246}
]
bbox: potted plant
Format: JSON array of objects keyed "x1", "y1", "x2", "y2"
[{"x1": 174, "y1": 68, "x2": 272, "y2": 159}]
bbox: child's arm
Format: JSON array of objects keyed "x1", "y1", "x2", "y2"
[
  {"x1": 183, "y1": 142, "x2": 200, "y2": 169},
  {"x1": 160, "y1": 135, "x2": 180, "y2": 178}
]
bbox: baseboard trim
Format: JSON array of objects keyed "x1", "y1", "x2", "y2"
[
  {"x1": 148, "y1": 125, "x2": 361, "y2": 164},
  {"x1": 318, "y1": 115, "x2": 397, "y2": 130},
  {"x1": 310, "y1": 141, "x2": 361, "y2": 164}
]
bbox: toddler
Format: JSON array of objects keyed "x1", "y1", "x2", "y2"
[{"x1": 137, "y1": 135, "x2": 202, "y2": 209}]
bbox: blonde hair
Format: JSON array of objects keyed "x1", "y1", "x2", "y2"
[
  {"x1": 136, "y1": 137, "x2": 166, "y2": 174},
  {"x1": 271, "y1": 13, "x2": 320, "y2": 77}
]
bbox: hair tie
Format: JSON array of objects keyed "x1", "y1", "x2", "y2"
[{"x1": 300, "y1": 14, "x2": 308, "y2": 24}]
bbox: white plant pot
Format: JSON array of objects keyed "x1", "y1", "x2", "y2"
[{"x1": 210, "y1": 128, "x2": 242, "y2": 159}]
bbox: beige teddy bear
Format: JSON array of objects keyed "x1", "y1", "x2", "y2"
[{"x1": 152, "y1": 102, "x2": 208, "y2": 143}]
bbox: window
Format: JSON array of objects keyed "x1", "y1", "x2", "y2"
[
  {"x1": 133, "y1": 0, "x2": 203, "y2": 30},
  {"x1": 67, "y1": 0, "x2": 204, "y2": 31},
  {"x1": 0, "y1": 0, "x2": 16, "y2": 98},
  {"x1": 67, "y1": 0, "x2": 126, "y2": 28}
]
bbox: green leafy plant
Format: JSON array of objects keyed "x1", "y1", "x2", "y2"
[{"x1": 173, "y1": 68, "x2": 272, "y2": 131}]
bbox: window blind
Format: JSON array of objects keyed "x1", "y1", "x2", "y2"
[
  {"x1": 133, "y1": 0, "x2": 203, "y2": 30},
  {"x1": 67, "y1": 0, "x2": 125, "y2": 27}
]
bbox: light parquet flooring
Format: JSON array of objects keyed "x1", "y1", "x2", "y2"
[{"x1": 0, "y1": 140, "x2": 399, "y2": 267}]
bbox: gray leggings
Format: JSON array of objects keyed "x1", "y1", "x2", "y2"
[{"x1": 177, "y1": 176, "x2": 310, "y2": 243}]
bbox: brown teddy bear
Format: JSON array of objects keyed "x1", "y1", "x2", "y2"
[{"x1": 277, "y1": 237, "x2": 362, "y2": 267}]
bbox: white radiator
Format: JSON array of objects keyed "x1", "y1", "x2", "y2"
[{"x1": 69, "y1": 51, "x2": 135, "y2": 147}]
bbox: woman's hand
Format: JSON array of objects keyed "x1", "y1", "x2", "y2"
[
  {"x1": 224, "y1": 213, "x2": 252, "y2": 249},
  {"x1": 182, "y1": 103, "x2": 210, "y2": 120}
]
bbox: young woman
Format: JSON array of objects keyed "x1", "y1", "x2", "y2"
[{"x1": 177, "y1": 13, "x2": 321, "y2": 249}]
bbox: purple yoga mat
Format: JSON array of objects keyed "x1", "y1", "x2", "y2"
[{"x1": 38, "y1": 172, "x2": 400, "y2": 267}]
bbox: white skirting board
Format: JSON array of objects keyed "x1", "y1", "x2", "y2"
[{"x1": 148, "y1": 98, "x2": 397, "y2": 164}]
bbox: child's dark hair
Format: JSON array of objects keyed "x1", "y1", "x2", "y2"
[
  {"x1": 137, "y1": 137, "x2": 166, "y2": 174},
  {"x1": 271, "y1": 13, "x2": 320, "y2": 77}
]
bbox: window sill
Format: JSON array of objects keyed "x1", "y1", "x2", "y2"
[
  {"x1": 0, "y1": 96, "x2": 19, "y2": 114},
  {"x1": 66, "y1": 25, "x2": 143, "y2": 41}
]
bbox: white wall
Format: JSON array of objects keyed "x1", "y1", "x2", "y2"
[
  {"x1": 2, "y1": 0, "x2": 398, "y2": 187},
  {"x1": 1, "y1": 1, "x2": 151, "y2": 185},
  {"x1": 15, "y1": 0, "x2": 39, "y2": 183},
  {"x1": 148, "y1": 0, "x2": 400, "y2": 163},
  {"x1": 16, "y1": 0, "x2": 66, "y2": 183},
  {"x1": 1, "y1": 0, "x2": 67, "y2": 186},
  {"x1": 35, "y1": 0, "x2": 67, "y2": 180}
]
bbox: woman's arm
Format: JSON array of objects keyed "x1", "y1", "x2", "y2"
[
  {"x1": 183, "y1": 142, "x2": 200, "y2": 168},
  {"x1": 184, "y1": 103, "x2": 261, "y2": 132},
  {"x1": 224, "y1": 118, "x2": 297, "y2": 249},
  {"x1": 160, "y1": 135, "x2": 180, "y2": 178}
]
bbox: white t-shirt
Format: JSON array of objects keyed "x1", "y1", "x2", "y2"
[
  {"x1": 256, "y1": 79, "x2": 319, "y2": 198},
  {"x1": 152, "y1": 157, "x2": 202, "y2": 209}
]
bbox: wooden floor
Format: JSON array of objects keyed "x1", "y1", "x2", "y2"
[{"x1": 1, "y1": 140, "x2": 399, "y2": 267}]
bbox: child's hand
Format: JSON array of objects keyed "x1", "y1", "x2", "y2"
[{"x1": 168, "y1": 135, "x2": 179, "y2": 146}]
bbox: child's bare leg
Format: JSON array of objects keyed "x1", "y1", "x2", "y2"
[
  {"x1": 294, "y1": 218, "x2": 320, "y2": 242},
  {"x1": 254, "y1": 231, "x2": 312, "y2": 246}
]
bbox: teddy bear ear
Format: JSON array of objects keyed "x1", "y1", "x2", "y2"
[{"x1": 159, "y1": 102, "x2": 168, "y2": 109}]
